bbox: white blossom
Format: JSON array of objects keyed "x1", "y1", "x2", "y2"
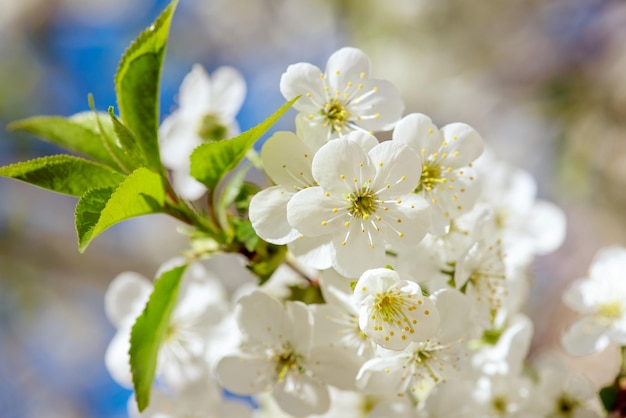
[
  {"x1": 286, "y1": 131, "x2": 431, "y2": 277},
  {"x1": 215, "y1": 291, "x2": 335, "y2": 417},
  {"x1": 353, "y1": 268, "x2": 440, "y2": 351},
  {"x1": 392, "y1": 113, "x2": 484, "y2": 234},
  {"x1": 355, "y1": 288, "x2": 468, "y2": 395},
  {"x1": 159, "y1": 64, "x2": 246, "y2": 200},
  {"x1": 280, "y1": 47, "x2": 404, "y2": 147},
  {"x1": 104, "y1": 258, "x2": 228, "y2": 391},
  {"x1": 562, "y1": 246, "x2": 626, "y2": 355}
]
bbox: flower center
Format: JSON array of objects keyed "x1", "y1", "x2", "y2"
[
  {"x1": 274, "y1": 349, "x2": 301, "y2": 381},
  {"x1": 197, "y1": 113, "x2": 228, "y2": 142},
  {"x1": 492, "y1": 396, "x2": 508, "y2": 414},
  {"x1": 417, "y1": 163, "x2": 445, "y2": 193},
  {"x1": 321, "y1": 98, "x2": 350, "y2": 133},
  {"x1": 348, "y1": 188, "x2": 379, "y2": 219},
  {"x1": 374, "y1": 291, "x2": 407, "y2": 324},
  {"x1": 597, "y1": 301, "x2": 623, "y2": 321},
  {"x1": 557, "y1": 394, "x2": 578, "y2": 414}
]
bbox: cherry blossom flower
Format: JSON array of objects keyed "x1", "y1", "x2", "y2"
[
  {"x1": 353, "y1": 268, "x2": 440, "y2": 351},
  {"x1": 562, "y1": 246, "x2": 626, "y2": 356},
  {"x1": 104, "y1": 258, "x2": 228, "y2": 391},
  {"x1": 526, "y1": 353, "x2": 601, "y2": 418},
  {"x1": 215, "y1": 291, "x2": 334, "y2": 417},
  {"x1": 355, "y1": 288, "x2": 468, "y2": 395},
  {"x1": 159, "y1": 64, "x2": 246, "y2": 200},
  {"x1": 392, "y1": 113, "x2": 484, "y2": 234},
  {"x1": 286, "y1": 131, "x2": 431, "y2": 277},
  {"x1": 280, "y1": 47, "x2": 404, "y2": 147}
]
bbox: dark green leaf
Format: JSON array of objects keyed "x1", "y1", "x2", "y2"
[
  {"x1": 114, "y1": 0, "x2": 178, "y2": 171},
  {"x1": 7, "y1": 112, "x2": 122, "y2": 169},
  {"x1": 75, "y1": 167, "x2": 165, "y2": 252},
  {"x1": 600, "y1": 384, "x2": 619, "y2": 412},
  {"x1": 190, "y1": 97, "x2": 298, "y2": 192},
  {"x1": 129, "y1": 264, "x2": 187, "y2": 411},
  {"x1": 0, "y1": 155, "x2": 125, "y2": 196}
]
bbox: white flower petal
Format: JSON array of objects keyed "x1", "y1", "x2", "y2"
[
  {"x1": 261, "y1": 131, "x2": 315, "y2": 189},
  {"x1": 325, "y1": 47, "x2": 370, "y2": 91},
  {"x1": 561, "y1": 317, "x2": 611, "y2": 356},
  {"x1": 332, "y1": 221, "x2": 386, "y2": 278},
  {"x1": 105, "y1": 328, "x2": 133, "y2": 388},
  {"x1": 382, "y1": 194, "x2": 431, "y2": 251},
  {"x1": 249, "y1": 186, "x2": 299, "y2": 245},
  {"x1": 209, "y1": 66, "x2": 246, "y2": 119},
  {"x1": 356, "y1": 356, "x2": 409, "y2": 395},
  {"x1": 280, "y1": 62, "x2": 325, "y2": 111},
  {"x1": 311, "y1": 137, "x2": 375, "y2": 193},
  {"x1": 309, "y1": 346, "x2": 363, "y2": 391},
  {"x1": 287, "y1": 187, "x2": 343, "y2": 237},
  {"x1": 526, "y1": 200, "x2": 566, "y2": 255},
  {"x1": 285, "y1": 301, "x2": 313, "y2": 356},
  {"x1": 272, "y1": 373, "x2": 330, "y2": 417},
  {"x1": 439, "y1": 122, "x2": 484, "y2": 166},
  {"x1": 392, "y1": 113, "x2": 440, "y2": 156},
  {"x1": 105, "y1": 271, "x2": 152, "y2": 328},
  {"x1": 369, "y1": 141, "x2": 421, "y2": 197},
  {"x1": 178, "y1": 64, "x2": 212, "y2": 113},
  {"x1": 159, "y1": 115, "x2": 201, "y2": 169},
  {"x1": 432, "y1": 288, "x2": 471, "y2": 343},
  {"x1": 288, "y1": 235, "x2": 334, "y2": 270},
  {"x1": 354, "y1": 79, "x2": 404, "y2": 131},
  {"x1": 216, "y1": 353, "x2": 275, "y2": 395},
  {"x1": 171, "y1": 168, "x2": 207, "y2": 200},
  {"x1": 235, "y1": 291, "x2": 291, "y2": 345},
  {"x1": 561, "y1": 279, "x2": 593, "y2": 314}
]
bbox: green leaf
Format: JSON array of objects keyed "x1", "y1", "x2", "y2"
[
  {"x1": 190, "y1": 97, "x2": 299, "y2": 192},
  {"x1": 7, "y1": 112, "x2": 122, "y2": 169},
  {"x1": 600, "y1": 384, "x2": 620, "y2": 412},
  {"x1": 215, "y1": 164, "x2": 251, "y2": 237},
  {"x1": 108, "y1": 107, "x2": 148, "y2": 168},
  {"x1": 129, "y1": 263, "x2": 187, "y2": 411},
  {"x1": 114, "y1": 0, "x2": 178, "y2": 171},
  {"x1": 0, "y1": 155, "x2": 125, "y2": 197},
  {"x1": 75, "y1": 167, "x2": 165, "y2": 252}
]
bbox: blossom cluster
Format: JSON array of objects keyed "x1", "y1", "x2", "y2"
[{"x1": 103, "y1": 47, "x2": 615, "y2": 417}]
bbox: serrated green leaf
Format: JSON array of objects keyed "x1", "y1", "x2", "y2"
[
  {"x1": 0, "y1": 155, "x2": 125, "y2": 196},
  {"x1": 129, "y1": 264, "x2": 187, "y2": 411},
  {"x1": 114, "y1": 0, "x2": 178, "y2": 171},
  {"x1": 108, "y1": 107, "x2": 148, "y2": 168},
  {"x1": 190, "y1": 97, "x2": 298, "y2": 192},
  {"x1": 75, "y1": 167, "x2": 165, "y2": 252},
  {"x1": 7, "y1": 113, "x2": 122, "y2": 169}
]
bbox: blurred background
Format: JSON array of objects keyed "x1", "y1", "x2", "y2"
[{"x1": 1, "y1": 0, "x2": 625, "y2": 416}]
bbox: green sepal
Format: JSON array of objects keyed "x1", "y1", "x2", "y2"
[
  {"x1": 114, "y1": 0, "x2": 178, "y2": 171},
  {"x1": 0, "y1": 155, "x2": 125, "y2": 197},
  {"x1": 7, "y1": 112, "x2": 122, "y2": 170},
  {"x1": 190, "y1": 97, "x2": 299, "y2": 193},
  {"x1": 129, "y1": 263, "x2": 188, "y2": 412},
  {"x1": 75, "y1": 167, "x2": 165, "y2": 252}
]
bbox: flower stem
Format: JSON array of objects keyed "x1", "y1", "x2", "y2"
[{"x1": 619, "y1": 345, "x2": 626, "y2": 377}]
